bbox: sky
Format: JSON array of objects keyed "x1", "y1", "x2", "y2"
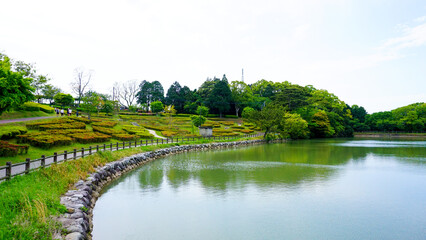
[{"x1": 1, "y1": 0, "x2": 425, "y2": 113}]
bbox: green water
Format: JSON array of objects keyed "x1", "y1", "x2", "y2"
[{"x1": 92, "y1": 139, "x2": 426, "y2": 240}]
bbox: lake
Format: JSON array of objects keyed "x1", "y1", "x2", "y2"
[{"x1": 92, "y1": 139, "x2": 426, "y2": 240}]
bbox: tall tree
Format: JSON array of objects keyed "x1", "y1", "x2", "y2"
[
  {"x1": 273, "y1": 84, "x2": 311, "y2": 111},
  {"x1": 230, "y1": 80, "x2": 253, "y2": 117},
  {"x1": 0, "y1": 54, "x2": 34, "y2": 115},
  {"x1": 42, "y1": 84, "x2": 61, "y2": 105},
  {"x1": 165, "y1": 81, "x2": 186, "y2": 113},
  {"x1": 12, "y1": 59, "x2": 49, "y2": 103},
  {"x1": 136, "y1": 80, "x2": 164, "y2": 109},
  {"x1": 206, "y1": 75, "x2": 232, "y2": 117},
  {"x1": 246, "y1": 104, "x2": 285, "y2": 138},
  {"x1": 119, "y1": 80, "x2": 139, "y2": 108},
  {"x1": 198, "y1": 77, "x2": 220, "y2": 103},
  {"x1": 71, "y1": 67, "x2": 92, "y2": 107},
  {"x1": 53, "y1": 93, "x2": 74, "y2": 108}
]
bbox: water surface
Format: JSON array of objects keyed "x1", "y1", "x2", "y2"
[{"x1": 92, "y1": 139, "x2": 426, "y2": 240}]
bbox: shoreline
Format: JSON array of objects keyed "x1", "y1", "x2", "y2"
[
  {"x1": 57, "y1": 139, "x2": 280, "y2": 240},
  {"x1": 354, "y1": 133, "x2": 426, "y2": 139}
]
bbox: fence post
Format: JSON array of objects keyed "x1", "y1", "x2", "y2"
[
  {"x1": 41, "y1": 155, "x2": 45, "y2": 168},
  {"x1": 54, "y1": 152, "x2": 58, "y2": 164},
  {"x1": 116, "y1": 142, "x2": 119, "y2": 150},
  {"x1": 122, "y1": 142, "x2": 125, "y2": 149},
  {"x1": 167, "y1": 138, "x2": 169, "y2": 144},
  {"x1": 97, "y1": 145, "x2": 99, "y2": 152},
  {"x1": 146, "y1": 140, "x2": 148, "y2": 146},
  {"x1": 64, "y1": 151, "x2": 68, "y2": 161},
  {"x1": 135, "y1": 140, "x2": 137, "y2": 147},
  {"x1": 25, "y1": 158, "x2": 30, "y2": 174},
  {"x1": 6, "y1": 162, "x2": 11, "y2": 180},
  {"x1": 89, "y1": 146, "x2": 92, "y2": 155},
  {"x1": 171, "y1": 138, "x2": 173, "y2": 143},
  {"x1": 73, "y1": 149, "x2": 77, "y2": 159},
  {"x1": 104, "y1": 144, "x2": 106, "y2": 151},
  {"x1": 110, "y1": 143, "x2": 113, "y2": 150},
  {"x1": 162, "y1": 139, "x2": 164, "y2": 144},
  {"x1": 157, "y1": 139, "x2": 159, "y2": 145},
  {"x1": 81, "y1": 148, "x2": 84, "y2": 157}
]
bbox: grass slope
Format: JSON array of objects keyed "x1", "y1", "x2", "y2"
[{"x1": 0, "y1": 111, "x2": 55, "y2": 120}]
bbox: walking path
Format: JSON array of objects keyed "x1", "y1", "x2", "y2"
[
  {"x1": 131, "y1": 122, "x2": 166, "y2": 139},
  {"x1": 0, "y1": 116, "x2": 56, "y2": 124}
]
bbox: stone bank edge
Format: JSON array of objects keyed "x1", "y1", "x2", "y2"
[{"x1": 57, "y1": 139, "x2": 271, "y2": 240}]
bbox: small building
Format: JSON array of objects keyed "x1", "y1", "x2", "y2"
[{"x1": 199, "y1": 126, "x2": 213, "y2": 137}]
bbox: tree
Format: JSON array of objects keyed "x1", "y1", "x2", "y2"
[
  {"x1": 164, "y1": 105, "x2": 177, "y2": 126},
  {"x1": 206, "y1": 75, "x2": 232, "y2": 118},
  {"x1": 151, "y1": 101, "x2": 164, "y2": 115},
  {"x1": 119, "y1": 80, "x2": 139, "y2": 108},
  {"x1": 196, "y1": 106, "x2": 209, "y2": 117},
  {"x1": 280, "y1": 113, "x2": 309, "y2": 139},
  {"x1": 165, "y1": 81, "x2": 186, "y2": 113},
  {"x1": 12, "y1": 58, "x2": 49, "y2": 103},
  {"x1": 53, "y1": 93, "x2": 74, "y2": 107},
  {"x1": 136, "y1": 80, "x2": 164, "y2": 109},
  {"x1": 191, "y1": 115, "x2": 206, "y2": 127},
  {"x1": 273, "y1": 84, "x2": 311, "y2": 111},
  {"x1": 80, "y1": 92, "x2": 101, "y2": 119},
  {"x1": 0, "y1": 55, "x2": 34, "y2": 115},
  {"x1": 198, "y1": 77, "x2": 219, "y2": 101},
  {"x1": 309, "y1": 110, "x2": 335, "y2": 138},
  {"x1": 251, "y1": 79, "x2": 275, "y2": 98},
  {"x1": 42, "y1": 84, "x2": 61, "y2": 105},
  {"x1": 71, "y1": 67, "x2": 92, "y2": 107},
  {"x1": 230, "y1": 80, "x2": 254, "y2": 117},
  {"x1": 246, "y1": 104, "x2": 285, "y2": 138},
  {"x1": 242, "y1": 107, "x2": 255, "y2": 119}
]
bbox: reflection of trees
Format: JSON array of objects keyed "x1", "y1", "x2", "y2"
[{"x1": 137, "y1": 140, "x2": 425, "y2": 193}]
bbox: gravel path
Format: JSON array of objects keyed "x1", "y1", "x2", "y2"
[{"x1": 147, "y1": 129, "x2": 166, "y2": 139}]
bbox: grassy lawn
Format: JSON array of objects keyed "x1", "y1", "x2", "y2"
[{"x1": 0, "y1": 110, "x2": 55, "y2": 120}]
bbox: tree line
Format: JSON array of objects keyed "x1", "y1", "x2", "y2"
[{"x1": 1, "y1": 52, "x2": 424, "y2": 138}]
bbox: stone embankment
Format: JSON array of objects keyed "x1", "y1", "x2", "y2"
[{"x1": 56, "y1": 139, "x2": 268, "y2": 240}]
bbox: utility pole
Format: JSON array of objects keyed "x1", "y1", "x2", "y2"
[{"x1": 242, "y1": 68, "x2": 244, "y2": 82}]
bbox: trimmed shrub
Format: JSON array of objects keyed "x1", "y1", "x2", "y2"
[
  {"x1": 69, "y1": 116, "x2": 91, "y2": 124},
  {"x1": 91, "y1": 121, "x2": 118, "y2": 128},
  {"x1": 0, "y1": 141, "x2": 29, "y2": 156},
  {"x1": 238, "y1": 129, "x2": 254, "y2": 134},
  {"x1": 231, "y1": 125, "x2": 245, "y2": 129},
  {"x1": 112, "y1": 133, "x2": 137, "y2": 141},
  {"x1": 0, "y1": 126, "x2": 27, "y2": 139},
  {"x1": 38, "y1": 122, "x2": 86, "y2": 131},
  {"x1": 121, "y1": 125, "x2": 154, "y2": 139},
  {"x1": 38, "y1": 104, "x2": 54, "y2": 113},
  {"x1": 21, "y1": 102, "x2": 40, "y2": 111},
  {"x1": 17, "y1": 132, "x2": 73, "y2": 149},
  {"x1": 69, "y1": 132, "x2": 111, "y2": 144},
  {"x1": 161, "y1": 131, "x2": 178, "y2": 137},
  {"x1": 92, "y1": 126, "x2": 125, "y2": 135}
]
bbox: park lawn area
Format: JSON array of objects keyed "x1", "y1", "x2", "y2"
[
  {"x1": 0, "y1": 110, "x2": 55, "y2": 120},
  {"x1": 0, "y1": 117, "x2": 159, "y2": 165}
]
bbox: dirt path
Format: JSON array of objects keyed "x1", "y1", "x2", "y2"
[{"x1": 0, "y1": 116, "x2": 56, "y2": 124}]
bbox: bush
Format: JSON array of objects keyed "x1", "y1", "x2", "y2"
[
  {"x1": 231, "y1": 125, "x2": 245, "y2": 129},
  {"x1": 38, "y1": 104, "x2": 54, "y2": 113},
  {"x1": 69, "y1": 116, "x2": 91, "y2": 124},
  {"x1": 92, "y1": 126, "x2": 125, "y2": 135},
  {"x1": 220, "y1": 121, "x2": 235, "y2": 126},
  {"x1": 121, "y1": 125, "x2": 154, "y2": 139},
  {"x1": 26, "y1": 118, "x2": 74, "y2": 130},
  {"x1": 225, "y1": 115, "x2": 238, "y2": 118},
  {"x1": 112, "y1": 133, "x2": 137, "y2": 141},
  {"x1": 0, "y1": 141, "x2": 29, "y2": 156},
  {"x1": 161, "y1": 131, "x2": 178, "y2": 137},
  {"x1": 91, "y1": 121, "x2": 118, "y2": 128},
  {"x1": 21, "y1": 102, "x2": 40, "y2": 111},
  {"x1": 239, "y1": 129, "x2": 254, "y2": 134},
  {"x1": 69, "y1": 132, "x2": 111, "y2": 144},
  {"x1": 17, "y1": 132, "x2": 73, "y2": 149},
  {"x1": 0, "y1": 126, "x2": 27, "y2": 139},
  {"x1": 38, "y1": 122, "x2": 86, "y2": 131}
]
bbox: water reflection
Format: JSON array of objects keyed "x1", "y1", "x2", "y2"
[{"x1": 135, "y1": 139, "x2": 426, "y2": 193}]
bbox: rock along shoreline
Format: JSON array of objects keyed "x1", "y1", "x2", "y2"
[{"x1": 56, "y1": 139, "x2": 275, "y2": 240}]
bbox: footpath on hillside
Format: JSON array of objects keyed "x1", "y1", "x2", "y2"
[{"x1": 0, "y1": 116, "x2": 56, "y2": 124}]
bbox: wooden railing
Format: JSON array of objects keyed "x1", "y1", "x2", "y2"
[{"x1": 0, "y1": 133, "x2": 263, "y2": 181}]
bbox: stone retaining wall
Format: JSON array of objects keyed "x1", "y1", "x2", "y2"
[{"x1": 57, "y1": 139, "x2": 271, "y2": 240}]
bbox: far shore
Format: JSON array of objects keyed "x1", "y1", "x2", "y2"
[{"x1": 354, "y1": 132, "x2": 426, "y2": 139}]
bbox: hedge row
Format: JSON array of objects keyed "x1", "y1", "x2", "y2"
[
  {"x1": 112, "y1": 133, "x2": 137, "y2": 141},
  {"x1": 231, "y1": 125, "x2": 245, "y2": 129},
  {"x1": 161, "y1": 131, "x2": 178, "y2": 137},
  {"x1": 0, "y1": 126, "x2": 27, "y2": 140},
  {"x1": 26, "y1": 118, "x2": 75, "y2": 130},
  {"x1": 20, "y1": 102, "x2": 54, "y2": 113},
  {"x1": 0, "y1": 141, "x2": 29, "y2": 157},
  {"x1": 92, "y1": 126, "x2": 125, "y2": 135},
  {"x1": 122, "y1": 125, "x2": 154, "y2": 139},
  {"x1": 38, "y1": 122, "x2": 86, "y2": 131},
  {"x1": 91, "y1": 121, "x2": 118, "y2": 128},
  {"x1": 17, "y1": 132, "x2": 73, "y2": 149},
  {"x1": 69, "y1": 132, "x2": 111, "y2": 144},
  {"x1": 69, "y1": 116, "x2": 92, "y2": 124}
]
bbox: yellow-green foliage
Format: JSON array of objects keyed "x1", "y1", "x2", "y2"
[
  {"x1": 121, "y1": 125, "x2": 154, "y2": 139},
  {"x1": 161, "y1": 131, "x2": 178, "y2": 137},
  {"x1": 21, "y1": 102, "x2": 54, "y2": 113},
  {"x1": 0, "y1": 126, "x2": 27, "y2": 139},
  {"x1": 220, "y1": 121, "x2": 235, "y2": 126},
  {"x1": 92, "y1": 126, "x2": 125, "y2": 135},
  {"x1": 91, "y1": 121, "x2": 118, "y2": 128}
]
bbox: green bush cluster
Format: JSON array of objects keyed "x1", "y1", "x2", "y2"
[
  {"x1": 212, "y1": 128, "x2": 239, "y2": 137},
  {"x1": 91, "y1": 121, "x2": 118, "y2": 128},
  {"x1": 0, "y1": 126, "x2": 27, "y2": 139},
  {"x1": 26, "y1": 118, "x2": 74, "y2": 130},
  {"x1": 0, "y1": 140, "x2": 29, "y2": 156},
  {"x1": 69, "y1": 132, "x2": 111, "y2": 144},
  {"x1": 92, "y1": 126, "x2": 125, "y2": 135},
  {"x1": 38, "y1": 122, "x2": 86, "y2": 131},
  {"x1": 231, "y1": 125, "x2": 245, "y2": 129},
  {"x1": 121, "y1": 125, "x2": 154, "y2": 139},
  {"x1": 20, "y1": 102, "x2": 54, "y2": 113},
  {"x1": 69, "y1": 116, "x2": 91, "y2": 124},
  {"x1": 17, "y1": 132, "x2": 73, "y2": 149},
  {"x1": 112, "y1": 133, "x2": 138, "y2": 141}
]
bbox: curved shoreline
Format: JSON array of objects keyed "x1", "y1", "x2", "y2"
[{"x1": 57, "y1": 139, "x2": 274, "y2": 240}]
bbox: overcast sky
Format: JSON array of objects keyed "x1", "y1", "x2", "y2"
[{"x1": 1, "y1": 0, "x2": 425, "y2": 113}]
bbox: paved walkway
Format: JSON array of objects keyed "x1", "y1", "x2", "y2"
[{"x1": 0, "y1": 116, "x2": 56, "y2": 124}]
